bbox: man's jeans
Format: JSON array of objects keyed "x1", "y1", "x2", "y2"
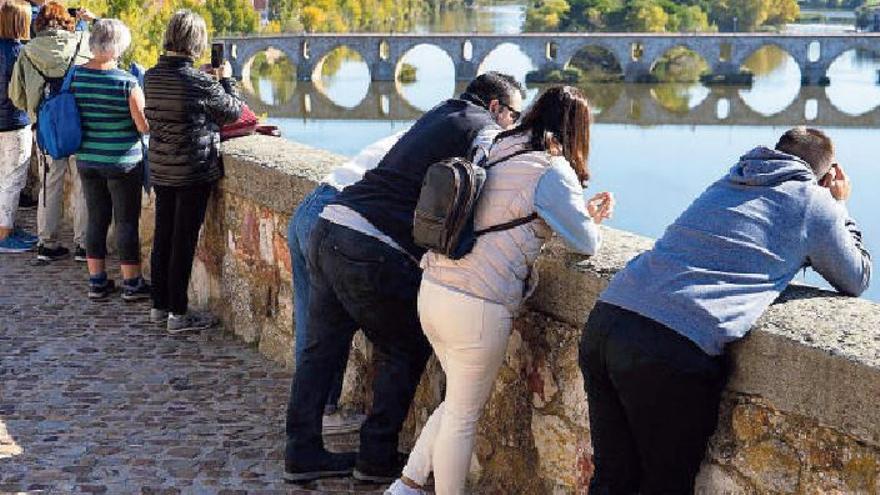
[
  {"x1": 286, "y1": 218, "x2": 432, "y2": 464},
  {"x1": 579, "y1": 302, "x2": 728, "y2": 495},
  {"x1": 38, "y1": 154, "x2": 86, "y2": 249},
  {"x1": 287, "y1": 183, "x2": 345, "y2": 411}
]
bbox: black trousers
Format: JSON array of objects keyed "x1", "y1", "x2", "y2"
[
  {"x1": 579, "y1": 302, "x2": 728, "y2": 495},
  {"x1": 150, "y1": 183, "x2": 213, "y2": 315},
  {"x1": 78, "y1": 166, "x2": 143, "y2": 264},
  {"x1": 285, "y1": 219, "x2": 432, "y2": 465}
]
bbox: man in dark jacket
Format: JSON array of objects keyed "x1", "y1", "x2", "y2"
[
  {"x1": 580, "y1": 127, "x2": 871, "y2": 494},
  {"x1": 284, "y1": 72, "x2": 524, "y2": 483},
  {"x1": 143, "y1": 9, "x2": 242, "y2": 334}
]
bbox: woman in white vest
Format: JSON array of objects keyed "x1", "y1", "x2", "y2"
[{"x1": 385, "y1": 86, "x2": 615, "y2": 495}]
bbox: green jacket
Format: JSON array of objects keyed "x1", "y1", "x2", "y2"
[{"x1": 9, "y1": 29, "x2": 91, "y2": 120}]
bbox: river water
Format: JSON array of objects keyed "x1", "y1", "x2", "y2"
[{"x1": 244, "y1": 4, "x2": 879, "y2": 301}]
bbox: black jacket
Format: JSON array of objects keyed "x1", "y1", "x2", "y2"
[
  {"x1": 334, "y1": 94, "x2": 498, "y2": 258},
  {"x1": 144, "y1": 55, "x2": 242, "y2": 187}
]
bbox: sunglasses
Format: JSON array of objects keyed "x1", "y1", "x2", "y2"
[{"x1": 500, "y1": 102, "x2": 521, "y2": 121}]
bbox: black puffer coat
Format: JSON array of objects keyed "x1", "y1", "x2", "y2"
[{"x1": 144, "y1": 55, "x2": 242, "y2": 187}]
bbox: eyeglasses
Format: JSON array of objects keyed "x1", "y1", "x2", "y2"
[{"x1": 500, "y1": 103, "x2": 521, "y2": 121}]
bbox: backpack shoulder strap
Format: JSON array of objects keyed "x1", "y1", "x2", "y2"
[
  {"x1": 483, "y1": 148, "x2": 535, "y2": 169},
  {"x1": 474, "y1": 212, "x2": 539, "y2": 237},
  {"x1": 60, "y1": 33, "x2": 84, "y2": 92}
]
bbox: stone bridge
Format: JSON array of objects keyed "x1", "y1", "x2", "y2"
[
  {"x1": 216, "y1": 33, "x2": 880, "y2": 86},
  {"x1": 242, "y1": 81, "x2": 880, "y2": 127}
]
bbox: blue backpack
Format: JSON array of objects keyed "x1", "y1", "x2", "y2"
[{"x1": 35, "y1": 34, "x2": 83, "y2": 160}]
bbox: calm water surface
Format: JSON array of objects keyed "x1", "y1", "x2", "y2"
[{"x1": 246, "y1": 7, "x2": 879, "y2": 301}]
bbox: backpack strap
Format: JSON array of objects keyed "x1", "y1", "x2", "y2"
[
  {"x1": 481, "y1": 148, "x2": 535, "y2": 169},
  {"x1": 474, "y1": 212, "x2": 539, "y2": 237},
  {"x1": 60, "y1": 32, "x2": 85, "y2": 92}
]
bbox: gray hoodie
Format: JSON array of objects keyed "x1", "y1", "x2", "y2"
[{"x1": 600, "y1": 147, "x2": 872, "y2": 356}]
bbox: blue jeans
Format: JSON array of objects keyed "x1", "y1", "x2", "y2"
[{"x1": 288, "y1": 183, "x2": 346, "y2": 411}]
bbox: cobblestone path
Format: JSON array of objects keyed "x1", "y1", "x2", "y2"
[{"x1": 0, "y1": 210, "x2": 386, "y2": 494}]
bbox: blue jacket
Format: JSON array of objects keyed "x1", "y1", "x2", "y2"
[
  {"x1": 600, "y1": 147, "x2": 872, "y2": 356},
  {"x1": 0, "y1": 39, "x2": 29, "y2": 132}
]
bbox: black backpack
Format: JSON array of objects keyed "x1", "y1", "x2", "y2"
[{"x1": 413, "y1": 148, "x2": 538, "y2": 260}]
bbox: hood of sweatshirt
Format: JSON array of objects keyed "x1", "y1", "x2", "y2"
[
  {"x1": 22, "y1": 29, "x2": 88, "y2": 78},
  {"x1": 726, "y1": 146, "x2": 816, "y2": 188}
]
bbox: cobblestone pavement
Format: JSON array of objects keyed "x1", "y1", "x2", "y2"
[{"x1": 0, "y1": 210, "x2": 388, "y2": 494}]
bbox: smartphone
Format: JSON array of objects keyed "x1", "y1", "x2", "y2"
[{"x1": 210, "y1": 43, "x2": 224, "y2": 69}]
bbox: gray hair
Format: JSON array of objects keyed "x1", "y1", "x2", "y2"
[
  {"x1": 163, "y1": 9, "x2": 207, "y2": 59},
  {"x1": 88, "y1": 19, "x2": 131, "y2": 60}
]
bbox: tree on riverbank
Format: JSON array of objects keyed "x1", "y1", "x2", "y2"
[{"x1": 526, "y1": 0, "x2": 798, "y2": 32}]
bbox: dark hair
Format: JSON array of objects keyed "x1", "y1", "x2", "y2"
[
  {"x1": 500, "y1": 86, "x2": 592, "y2": 183},
  {"x1": 775, "y1": 127, "x2": 835, "y2": 176},
  {"x1": 34, "y1": 1, "x2": 74, "y2": 33},
  {"x1": 463, "y1": 71, "x2": 524, "y2": 108}
]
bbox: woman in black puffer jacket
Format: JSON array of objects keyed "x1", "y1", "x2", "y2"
[{"x1": 144, "y1": 8, "x2": 242, "y2": 333}]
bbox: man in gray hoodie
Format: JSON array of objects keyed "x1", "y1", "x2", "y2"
[{"x1": 579, "y1": 127, "x2": 871, "y2": 494}]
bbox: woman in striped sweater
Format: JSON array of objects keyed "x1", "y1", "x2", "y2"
[{"x1": 70, "y1": 18, "x2": 150, "y2": 300}]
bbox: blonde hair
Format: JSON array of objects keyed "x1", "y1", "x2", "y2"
[{"x1": 0, "y1": 0, "x2": 31, "y2": 41}]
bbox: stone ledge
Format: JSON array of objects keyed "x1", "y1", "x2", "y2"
[{"x1": 212, "y1": 135, "x2": 880, "y2": 491}]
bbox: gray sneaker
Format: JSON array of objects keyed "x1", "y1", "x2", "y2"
[
  {"x1": 322, "y1": 411, "x2": 366, "y2": 436},
  {"x1": 150, "y1": 308, "x2": 168, "y2": 324},
  {"x1": 167, "y1": 311, "x2": 218, "y2": 334}
]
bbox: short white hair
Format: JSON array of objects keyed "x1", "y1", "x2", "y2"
[
  {"x1": 88, "y1": 19, "x2": 131, "y2": 60},
  {"x1": 163, "y1": 9, "x2": 208, "y2": 59}
]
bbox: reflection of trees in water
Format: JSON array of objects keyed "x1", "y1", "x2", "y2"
[
  {"x1": 249, "y1": 52, "x2": 297, "y2": 105},
  {"x1": 742, "y1": 45, "x2": 788, "y2": 77},
  {"x1": 650, "y1": 83, "x2": 697, "y2": 114},
  {"x1": 652, "y1": 47, "x2": 709, "y2": 82},
  {"x1": 576, "y1": 83, "x2": 624, "y2": 113},
  {"x1": 320, "y1": 46, "x2": 365, "y2": 79},
  {"x1": 852, "y1": 48, "x2": 880, "y2": 66}
]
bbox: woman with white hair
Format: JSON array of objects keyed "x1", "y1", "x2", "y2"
[
  {"x1": 70, "y1": 18, "x2": 150, "y2": 300},
  {"x1": 144, "y1": 9, "x2": 242, "y2": 333}
]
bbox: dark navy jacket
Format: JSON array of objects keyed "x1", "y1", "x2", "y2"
[
  {"x1": 333, "y1": 94, "x2": 497, "y2": 258},
  {"x1": 0, "y1": 39, "x2": 30, "y2": 132}
]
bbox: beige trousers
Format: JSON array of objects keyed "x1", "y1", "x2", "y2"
[
  {"x1": 37, "y1": 153, "x2": 86, "y2": 248},
  {"x1": 402, "y1": 278, "x2": 513, "y2": 495}
]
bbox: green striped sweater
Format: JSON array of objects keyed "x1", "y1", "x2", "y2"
[{"x1": 70, "y1": 66, "x2": 142, "y2": 170}]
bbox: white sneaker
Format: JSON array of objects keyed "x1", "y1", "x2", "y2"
[
  {"x1": 384, "y1": 479, "x2": 426, "y2": 495},
  {"x1": 322, "y1": 410, "x2": 366, "y2": 435}
]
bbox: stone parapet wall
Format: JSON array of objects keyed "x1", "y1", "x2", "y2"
[{"x1": 69, "y1": 135, "x2": 880, "y2": 494}]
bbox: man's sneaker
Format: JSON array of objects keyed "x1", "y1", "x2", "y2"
[
  {"x1": 150, "y1": 308, "x2": 169, "y2": 324},
  {"x1": 11, "y1": 228, "x2": 37, "y2": 245},
  {"x1": 353, "y1": 452, "x2": 409, "y2": 484},
  {"x1": 167, "y1": 311, "x2": 218, "y2": 334},
  {"x1": 323, "y1": 410, "x2": 366, "y2": 436},
  {"x1": 74, "y1": 245, "x2": 87, "y2": 262},
  {"x1": 284, "y1": 451, "x2": 356, "y2": 483},
  {"x1": 88, "y1": 279, "x2": 117, "y2": 300},
  {"x1": 37, "y1": 245, "x2": 69, "y2": 261},
  {"x1": 0, "y1": 235, "x2": 33, "y2": 253},
  {"x1": 384, "y1": 479, "x2": 427, "y2": 495},
  {"x1": 122, "y1": 278, "x2": 151, "y2": 302}
]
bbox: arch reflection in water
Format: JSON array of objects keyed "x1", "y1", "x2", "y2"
[
  {"x1": 738, "y1": 45, "x2": 800, "y2": 116},
  {"x1": 396, "y1": 44, "x2": 456, "y2": 112},
  {"x1": 314, "y1": 46, "x2": 370, "y2": 109},
  {"x1": 240, "y1": 80, "x2": 880, "y2": 128},
  {"x1": 247, "y1": 50, "x2": 297, "y2": 106},
  {"x1": 825, "y1": 49, "x2": 880, "y2": 115}
]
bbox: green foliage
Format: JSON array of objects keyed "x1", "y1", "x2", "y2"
[
  {"x1": 651, "y1": 46, "x2": 709, "y2": 81},
  {"x1": 271, "y1": 0, "x2": 427, "y2": 32},
  {"x1": 398, "y1": 63, "x2": 418, "y2": 83},
  {"x1": 527, "y1": 0, "x2": 797, "y2": 32},
  {"x1": 207, "y1": 0, "x2": 261, "y2": 35}
]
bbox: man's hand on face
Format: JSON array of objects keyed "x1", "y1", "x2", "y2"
[{"x1": 820, "y1": 163, "x2": 852, "y2": 202}]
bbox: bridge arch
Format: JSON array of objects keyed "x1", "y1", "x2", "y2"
[
  {"x1": 312, "y1": 45, "x2": 371, "y2": 108},
  {"x1": 394, "y1": 43, "x2": 457, "y2": 111},
  {"x1": 825, "y1": 45, "x2": 880, "y2": 115},
  {"x1": 476, "y1": 42, "x2": 537, "y2": 82},
  {"x1": 236, "y1": 43, "x2": 300, "y2": 85},
  {"x1": 737, "y1": 44, "x2": 801, "y2": 116},
  {"x1": 565, "y1": 44, "x2": 624, "y2": 81},
  {"x1": 649, "y1": 45, "x2": 711, "y2": 83}
]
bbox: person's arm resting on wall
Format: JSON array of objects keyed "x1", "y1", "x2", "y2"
[
  {"x1": 534, "y1": 160, "x2": 604, "y2": 256},
  {"x1": 804, "y1": 167, "x2": 872, "y2": 297}
]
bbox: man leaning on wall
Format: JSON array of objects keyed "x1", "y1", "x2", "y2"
[{"x1": 579, "y1": 127, "x2": 872, "y2": 494}]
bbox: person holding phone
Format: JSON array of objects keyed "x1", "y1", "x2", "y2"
[
  {"x1": 143, "y1": 9, "x2": 242, "y2": 333},
  {"x1": 580, "y1": 127, "x2": 871, "y2": 494}
]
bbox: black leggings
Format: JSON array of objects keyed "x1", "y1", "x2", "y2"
[
  {"x1": 78, "y1": 166, "x2": 143, "y2": 264},
  {"x1": 150, "y1": 183, "x2": 213, "y2": 315}
]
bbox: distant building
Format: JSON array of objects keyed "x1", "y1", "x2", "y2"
[{"x1": 252, "y1": 0, "x2": 270, "y2": 25}]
